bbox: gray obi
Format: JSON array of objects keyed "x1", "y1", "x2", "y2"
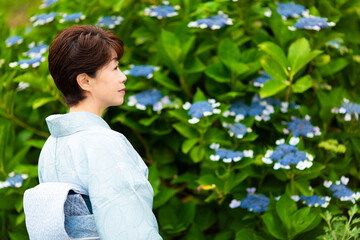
[{"x1": 23, "y1": 182, "x2": 100, "y2": 240}]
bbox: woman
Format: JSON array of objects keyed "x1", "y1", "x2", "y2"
[{"x1": 38, "y1": 25, "x2": 162, "y2": 239}]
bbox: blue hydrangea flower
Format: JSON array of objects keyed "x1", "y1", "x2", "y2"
[
  {"x1": 299, "y1": 195, "x2": 331, "y2": 208},
  {"x1": 324, "y1": 177, "x2": 360, "y2": 203},
  {"x1": 123, "y1": 65, "x2": 160, "y2": 79},
  {"x1": 262, "y1": 143, "x2": 313, "y2": 170},
  {"x1": 209, "y1": 143, "x2": 253, "y2": 163},
  {"x1": 25, "y1": 27, "x2": 34, "y2": 34},
  {"x1": 24, "y1": 43, "x2": 49, "y2": 58},
  {"x1": 289, "y1": 16, "x2": 335, "y2": 31},
  {"x1": 59, "y1": 12, "x2": 85, "y2": 23},
  {"x1": 284, "y1": 116, "x2": 321, "y2": 138},
  {"x1": 5, "y1": 35, "x2": 23, "y2": 47},
  {"x1": 277, "y1": 2, "x2": 307, "y2": 19},
  {"x1": 188, "y1": 12, "x2": 233, "y2": 30},
  {"x1": 230, "y1": 188, "x2": 269, "y2": 213},
  {"x1": 144, "y1": 2, "x2": 180, "y2": 19},
  {"x1": 128, "y1": 89, "x2": 173, "y2": 111},
  {"x1": 9, "y1": 56, "x2": 46, "y2": 69},
  {"x1": 30, "y1": 12, "x2": 57, "y2": 26},
  {"x1": 253, "y1": 72, "x2": 272, "y2": 87},
  {"x1": 183, "y1": 99, "x2": 221, "y2": 124},
  {"x1": 40, "y1": 0, "x2": 58, "y2": 8},
  {"x1": 332, "y1": 99, "x2": 360, "y2": 121},
  {"x1": 97, "y1": 16, "x2": 123, "y2": 29},
  {"x1": 326, "y1": 40, "x2": 348, "y2": 54},
  {"x1": 223, "y1": 122, "x2": 251, "y2": 139},
  {"x1": 223, "y1": 96, "x2": 275, "y2": 121},
  {"x1": 0, "y1": 172, "x2": 28, "y2": 189}
]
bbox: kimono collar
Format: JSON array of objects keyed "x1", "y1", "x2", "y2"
[{"x1": 46, "y1": 111, "x2": 110, "y2": 137}]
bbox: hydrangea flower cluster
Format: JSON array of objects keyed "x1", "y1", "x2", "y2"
[
  {"x1": 332, "y1": 99, "x2": 360, "y2": 121},
  {"x1": 5, "y1": 35, "x2": 23, "y2": 47},
  {"x1": 59, "y1": 12, "x2": 85, "y2": 23},
  {"x1": 183, "y1": 99, "x2": 221, "y2": 124},
  {"x1": 223, "y1": 96, "x2": 275, "y2": 121},
  {"x1": 292, "y1": 195, "x2": 330, "y2": 208},
  {"x1": 123, "y1": 65, "x2": 160, "y2": 79},
  {"x1": 262, "y1": 138, "x2": 313, "y2": 170},
  {"x1": 17, "y1": 82, "x2": 30, "y2": 91},
  {"x1": 9, "y1": 57, "x2": 46, "y2": 69},
  {"x1": 289, "y1": 16, "x2": 335, "y2": 31},
  {"x1": 229, "y1": 188, "x2": 269, "y2": 213},
  {"x1": 324, "y1": 177, "x2": 360, "y2": 203},
  {"x1": 326, "y1": 40, "x2": 348, "y2": 54},
  {"x1": 277, "y1": 2, "x2": 307, "y2": 19},
  {"x1": 209, "y1": 143, "x2": 253, "y2": 163},
  {"x1": 24, "y1": 42, "x2": 49, "y2": 58},
  {"x1": 127, "y1": 89, "x2": 172, "y2": 111},
  {"x1": 283, "y1": 116, "x2": 321, "y2": 138},
  {"x1": 144, "y1": 1, "x2": 180, "y2": 19},
  {"x1": 252, "y1": 72, "x2": 272, "y2": 87},
  {"x1": 40, "y1": 0, "x2": 58, "y2": 8},
  {"x1": 222, "y1": 122, "x2": 252, "y2": 139},
  {"x1": 30, "y1": 12, "x2": 57, "y2": 26},
  {"x1": 0, "y1": 172, "x2": 28, "y2": 189},
  {"x1": 10, "y1": 42, "x2": 48, "y2": 69},
  {"x1": 188, "y1": 12, "x2": 233, "y2": 30},
  {"x1": 97, "y1": 16, "x2": 123, "y2": 29}
]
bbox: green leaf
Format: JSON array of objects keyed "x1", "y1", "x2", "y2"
[
  {"x1": 288, "y1": 38, "x2": 310, "y2": 70},
  {"x1": 318, "y1": 58, "x2": 348, "y2": 76},
  {"x1": 184, "y1": 56, "x2": 206, "y2": 73},
  {"x1": 260, "y1": 56, "x2": 288, "y2": 80},
  {"x1": 32, "y1": 97, "x2": 57, "y2": 109},
  {"x1": 276, "y1": 195, "x2": 297, "y2": 232},
  {"x1": 258, "y1": 41, "x2": 288, "y2": 70},
  {"x1": 262, "y1": 211, "x2": 288, "y2": 239},
  {"x1": 173, "y1": 122, "x2": 199, "y2": 138},
  {"x1": 193, "y1": 88, "x2": 208, "y2": 102},
  {"x1": 194, "y1": 206, "x2": 217, "y2": 231},
  {"x1": 292, "y1": 75, "x2": 312, "y2": 93},
  {"x1": 218, "y1": 38, "x2": 241, "y2": 65},
  {"x1": 190, "y1": 145, "x2": 205, "y2": 162},
  {"x1": 139, "y1": 115, "x2": 159, "y2": 126},
  {"x1": 167, "y1": 109, "x2": 189, "y2": 122},
  {"x1": 291, "y1": 207, "x2": 320, "y2": 236},
  {"x1": 259, "y1": 80, "x2": 288, "y2": 98},
  {"x1": 153, "y1": 187, "x2": 177, "y2": 209},
  {"x1": 148, "y1": 164, "x2": 160, "y2": 196},
  {"x1": 153, "y1": 71, "x2": 182, "y2": 91},
  {"x1": 205, "y1": 62, "x2": 231, "y2": 83},
  {"x1": 292, "y1": 50, "x2": 322, "y2": 77},
  {"x1": 182, "y1": 138, "x2": 198, "y2": 154}
]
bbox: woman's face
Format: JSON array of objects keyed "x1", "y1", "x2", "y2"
[{"x1": 89, "y1": 49, "x2": 127, "y2": 109}]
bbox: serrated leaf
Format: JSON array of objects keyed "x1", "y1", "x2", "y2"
[
  {"x1": 205, "y1": 62, "x2": 231, "y2": 83},
  {"x1": 193, "y1": 88, "x2": 208, "y2": 102},
  {"x1": 258, "y1": 41, "x2": 288, "y2": 70},
  {"x1": 293, "y1": 75, "x2": 312, "y2": 93},
  {"x1": 291, "y1": 50, "x2": 322, "y2": 78},
  {"x1": 288, "y1": 38, "x2": 310, "y2": 70},
  {"x1": 260, "y1": 56, "x2": 288, "y2": 80},
  {"x1": 184, "y1": 56, "x2": 206, "y2": 73},
  {"x1": 259, "y1": 80, "x2": 288, "y2": 98},
  {"x1": 218, "y1": 38, "x2": 241, "y2": 65}
]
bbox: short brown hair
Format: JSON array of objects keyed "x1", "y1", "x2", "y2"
[{"x1": 48, "y1": 25, "x2": 124, "y2": 106}]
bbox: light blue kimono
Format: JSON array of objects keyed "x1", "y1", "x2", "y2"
[{"x1": 38, "y1": 111, "x2": 162, "y2": 240}]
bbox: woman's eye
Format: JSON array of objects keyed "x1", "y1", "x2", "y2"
[{"x1": 114, "y1": 66, "x2": 118, "y2": 70}]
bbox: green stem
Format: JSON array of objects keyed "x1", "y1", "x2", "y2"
[
  {"x1": 130, "y1": 128, "x2": 153, "y2": 165},
  {"x1": 179, "y1": 76, "x2": 193, "y2": 99},
  {"x1": 6, "y1": 113, "x2": 49, "y2": 138}
]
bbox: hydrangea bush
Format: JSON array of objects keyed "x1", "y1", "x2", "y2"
[{"x1": 1, "y1": 0, "x2": 360, "y2": 239}]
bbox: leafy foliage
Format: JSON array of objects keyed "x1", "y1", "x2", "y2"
[{"x1": 1, "y1": 0, "x2": 360, "y2": 239}]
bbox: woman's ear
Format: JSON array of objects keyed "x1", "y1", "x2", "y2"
[{"x1": 76, "y1": 73, "x2": 92, "y2": 91}]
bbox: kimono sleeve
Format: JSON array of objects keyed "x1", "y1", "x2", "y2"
[{"x1": 82, "y1": 132, "x2": 162, "y2": 240}]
